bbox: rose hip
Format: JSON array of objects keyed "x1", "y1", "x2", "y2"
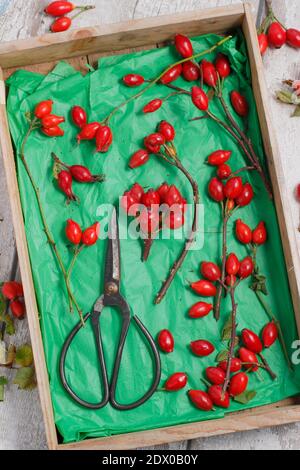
[
  {"x1": 34, "y1": 100, "x2": 53, "y2": 119},
  {"x1": 208, "y1": 150, "x2": 231, "y2": 166},
  {"x1": 174, "y1": 34, "x2": 193, "y2": 58},
  {"x1": 215, "y1": 54, "x2": 231, "y2": 78},
  {"x1": 10, "y1": 299, "x2": 26, "y2": 319},
  {"x1": 139, "y1": 208, "x2": 159, "y2": 235},
  {"x1": 190, "y1": 280, "x2": 217, "y2": 297},
  {"x1": 224, "y1": 177, "x2": 243, "y2": 199},
  {"x1": 191, "y1": 86, "x2": 209, "y2": 111},
  {"x1": 72, "y1": 106, "x2": 87, "y2": 128},
  {"x1": 219, "y1": 358, "x2": 242, "y2": 373},
  {"x1": 188, "y1": 301, "x2": 213, "y2": 319},
  {"x1": 235, "y1": 182, "x2": 254, "y2": 207},
  {"x1": 228, "y1": 372, "x2": 248, "y2": 397},
  {"x1": 188, "y1": 390, "x2": 213, "y2": 411},
  {"x1": 51, "y1": 16, "x2": 72, "y2": 32},
  {"x1": 190, "y1": 339, "x2": 215, "y2": 357},
  {"x1": 226, "y1": 253, "x2": 240, "y2": 276},
  {"x1": 235, "y1": 219, "x2": 252, "y2": 244},
  {"x1": 258, "y1": 33, "x2": 268, "y2": 55},
  {"x1": 2, "y1": 281, "x2": 23, "y2": 300},
  {"x1": 144, "y1": 133, "x2": 165, "y2": 152},
  {"x1": 230, "y1": 91, "x2": 249, "y2": 117},
  {"x1": 96, "y1": 126, "x2": 113, "y2": 153},
  {"x1": 41, "y1": 114, "x2": 65, "y2": 128},
  {"x1": 200, "y1": 60, "x2": 217, "y2": 87},
  {"x1": 206, "y1": 367, "x2": 226, "y2": 385},
  {"x1": 262, "y1": 321, "x2": 278, "y2": 348},
  {"x1": 160, "y1": 64, "x2": 182, "y2": 85},
  {"x1": 239, "y1": 347, "x2": 258, "y2": 372},
  {"x1": 252, "y1": 221, "x2": 267, "y2": 245},
  {"x1": 182, "y1": 61, "x2": 200, "y2": 81},
  {"x1": 70, "y1": 165, "x2": 103, "y2": 183},
  {"x1": 58, "y1": 170, "x2": 76, "y2": 201},
  {"x1": 201, "y1": 262, "x2": 221, "y2": 282},
  {"x1": 164, "y1": 372, "x2": 187, "y2": 391},
  {"x1": 82, "y1": 222, "x2": 100, "y2": 246},
  {"x1": 238, "y1": 256, "x2": 254, "y2": 279},
  {"x1": 286, "y1": 28, "x2": 300, "y2": 48},
  {"x1": 164, "y1": 211, "x2": 185, "y2": 230},
  {"x1": 123, "y1": 74, "x2": 145, "y2": 87},
  {"x1": 208, "y1": 385, "x2": 230, "y2": 408},
  {"x1": 208, "y1": 177, "x2": 224, "y2": 202},
  {"x1": 66, "y1": 219, "x2": 82, "y2": 245},
  {"x1": 217, "y1": 163, "x2": 231, "y2": 180},
  {"x1": 77, "y1": 122, "x2": 101, "y2": 142},
  {"x1": 129, "y1": 149, "x2": 150, "y2": 169},
  {"x1": 158, "y1": 121, "x2": 175, "y2": 142},
  {"x1": 44, "y1": 1, "x2": 75, "y2": 16},
  {"x1": 242, "y1": 329, "x2": 263, "y2": 354},
  {"x1": 268, "y1": 22, "x2": 286, "y2": 48},
  {"x1": 41, "y1": 126, "x2": 64, "y2": 137},
  {"x1": 143, "y1": 98, "x2": 163, "y2": 114},
  {"x1": 158, "y1": 329, "x2": 174, "y2": 353}
]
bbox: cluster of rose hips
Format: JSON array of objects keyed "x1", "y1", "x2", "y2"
[
  {"x1": 71, "y1": 106, "x2": 113, "y2": 153},
  {"x1": 34, "y1": 100, "x2": 65, "y2": 137},
  {"x1": 129, "y1": 121, "x2": 175, "y2": 169},
  {"x1": 1, "y1": 281, "x2": 25, "y2": 319},
  {"x1": 236, "y1": 219, "x2": 267, "y2": 246},
  {"x1": 156, "y1": 320, "x2": 278, "y2": 409},
  {"x1": 121, "y1": 181, "x2": 186, "y2": 237},
  {"x1": 65, "y1": 219, "x2": 100, "y2": 247},
  {"x1": 44, "y1": 1, "x2": 94, "y2": 33},
  {"x1": 207, "y1": 150, "x2": 254, "y2": 208},
  {"x1": 53, "y1": 154, "x2": 104, "y2": 203},
  {"x1": 257, "y1": 5, "x2": 300, "y2": 55}
]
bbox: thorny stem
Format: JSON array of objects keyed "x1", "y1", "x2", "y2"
[
  {"x1": 67, "y1": 246, "x2": 85, "y2": 289},
  {"x1": 231, "y1": 166, "x2": 256, "y2": 176},
  {"x1": 20, "y1": 118, "x2": 84, "y2": 325},
  {"x1": 155, "y1": 155, "x2": 199, "y2": 304},
  {"x1": 214, "y1": 205, "x2": 231, "y2": 321},
  {"x1": 217, "y1": 94, "x2": 273, "y2": 198},
  {"x1": 251, "y1": 245, "x2": 293, "y2": 369},
  {"x1": 258, "y1": 352, "x2": 277, "y2": 380},
  {"x1": 222, "y1": 284, "x2": 238, "y2": 393},
  {"x1": 102, "y1": 35, "x2": 232, "y2": 124}
]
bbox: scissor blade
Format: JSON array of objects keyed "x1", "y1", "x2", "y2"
[{"x1": 104, "y1": 207, "x2": 120, "y2": 285}]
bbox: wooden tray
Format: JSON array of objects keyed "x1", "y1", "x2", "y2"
[{"x1": 0, "y1": 2, "x2": 300, "y2": 451}]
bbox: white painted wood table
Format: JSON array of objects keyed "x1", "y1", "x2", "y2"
[{"x1": 0, "y1": 0, "x2": 300, "y2": 451}]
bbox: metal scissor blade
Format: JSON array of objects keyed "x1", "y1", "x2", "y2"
[{"x1": 104, "y1": 206, "x2": 121, "y2": 287}]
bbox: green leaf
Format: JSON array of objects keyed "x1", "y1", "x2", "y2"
[
  {"x1": 292, "y1": 105, "x2": 300, "y2": 117},
  {"x1": 15, "y1": 344, "x2": 33, "y2": 367},
  {"x1": 53, "y1": 161, "x2": 60, "y2": 180},
  {"x1": 0, "y1": 376, "x2": 8, "y2": 386},
  {"x1": 4, "y1": 315, "x2": 15, "y2": 336},
  {"x1": 222, "y1": 316, "x2": 233, "y2": 341},
  {"x1": 234, "y1": 390, "x2": 257, "y2": 404},
  {"x1": 0, "y1": 376, "x2": 8, "y2": 402},
  {"x1": 216, "y1": 350, "x2": 229, "y2": 362},
  {"x1": 13, "y1": 366, "x2": 36, "y2": 390},
  {"x1": 276, "y1": 90, "x2": 293, "y2": 104}
]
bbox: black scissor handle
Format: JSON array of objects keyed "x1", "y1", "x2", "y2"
[
  {"x1": 110, "y1": 314, "x2": 161, "y2": 411},
  {"x1": 59, "y1": 310, "x2": 110, "y2": 410}
]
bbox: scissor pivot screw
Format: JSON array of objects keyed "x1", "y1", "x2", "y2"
[{"x1": 105, "y1": 282, "x2": 118, "y2": 295}]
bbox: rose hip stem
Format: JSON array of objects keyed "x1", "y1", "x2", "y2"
[
  {"x1": 20, "y1": 117, "x2": 84, "y2": 325},
  {"x1": 155, "y1": 149, "x2": 199, "y2": 305},
  {"x1": 102, "y1": 36, "x2": 232, "y2": 125},
  {"x1": 216, "y1": 91, "x2": 273, "y2": 197},
  {"x1": 214, "y1": 204, "x2": 232, "y2": 321},
  {"x1": 222, "y1": 283, "x2": 239, "y2": 393},
  {"x1": 250, "y1": 245, "x2": 293, "y2": 369}
]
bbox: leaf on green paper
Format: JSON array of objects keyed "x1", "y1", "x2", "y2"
[
  {"x1": 234, "y1": 390, "x2": 257, "y2": 404},
  {"x1": 15, "y1": 344, "x2": 33, "y2": 367},
  {"x1": 292, "y1": 105, "x2": 300, "y2": 117},
  {"x1": 216, "y1": 350, "x2": 229, "y2": 362},
  {"x1": 52, "y1": 161, "x2": 60, "y2": 180},
  {"x1": 250, "y1": 271, "x2": 268, "y2": 295},
  {"x1": 222, "y1": 316, "x2": 233, "y2": 341},
  {"x1": 13, "y1": 366, "x2": 36, "y2": 390}
]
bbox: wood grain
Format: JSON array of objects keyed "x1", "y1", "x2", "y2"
[{"x1": 0, "y1": 0, "x2": 300, "y2": 451}]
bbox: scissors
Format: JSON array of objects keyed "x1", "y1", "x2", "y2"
[{"x1": 60, "y1": 207, "x2": 161, "y2": 410}]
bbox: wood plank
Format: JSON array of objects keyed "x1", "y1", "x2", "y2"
[
  {"x1": 0, "y1": 5, "x2": 245, "y2": 68},
  {"x1": 57, "y1": 397, "x2": 300, "y2": 450}
]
